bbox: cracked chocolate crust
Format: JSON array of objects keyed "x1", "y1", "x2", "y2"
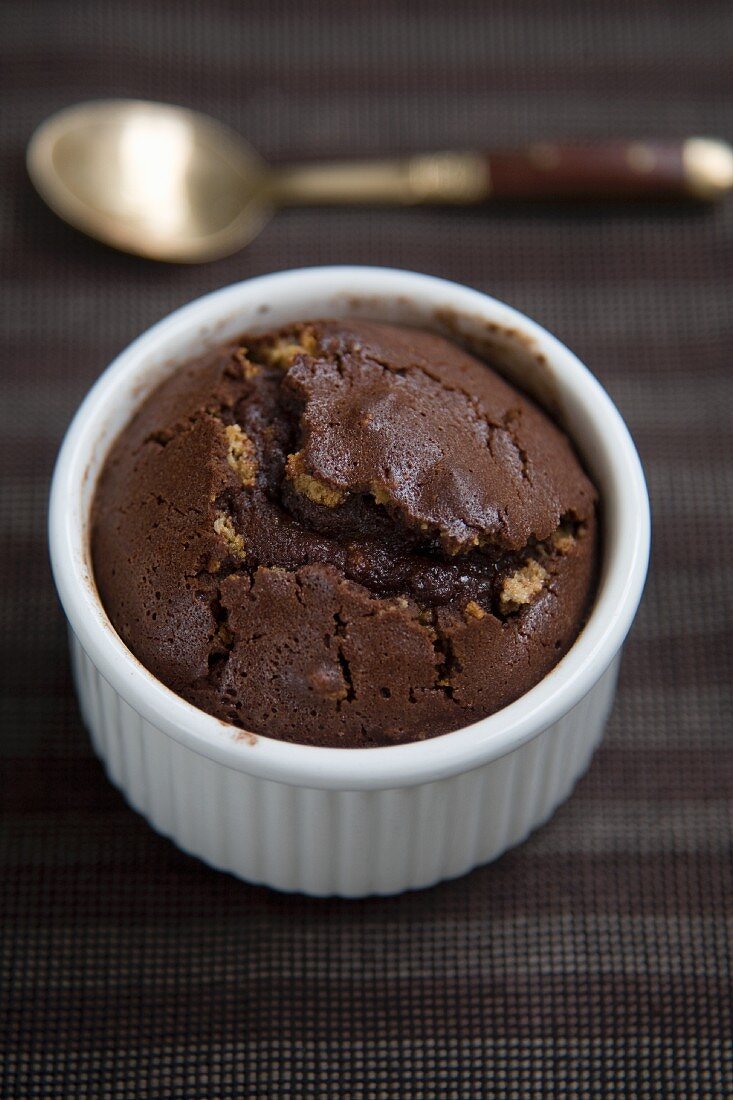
[{"x1": 92, "y1": 320, "x2": 598, "y2": 747}]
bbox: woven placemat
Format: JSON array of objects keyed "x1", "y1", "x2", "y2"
[{"x1": 2, "y1": 1, "x2": 731, "y2": 1096}]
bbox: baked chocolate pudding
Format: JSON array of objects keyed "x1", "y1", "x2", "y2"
[{"x1": 92, "y1": 320, "x2": 598, "y2": 746}]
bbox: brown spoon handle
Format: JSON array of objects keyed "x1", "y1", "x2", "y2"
[
  {"x1": 485, "y1": 139, "x2": 733, "y2": 202},
  {"x1": 273, "y1": 138, "x2": 733, "y2": 207}
]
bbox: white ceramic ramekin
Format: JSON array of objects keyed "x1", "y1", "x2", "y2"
[{"x1": 49, "y1": 266, "x2": 649, "y2": 896}]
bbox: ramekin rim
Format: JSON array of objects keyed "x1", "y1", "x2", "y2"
[{"x1": 49, "y1": 265, "x2": 650, "y2": 790}]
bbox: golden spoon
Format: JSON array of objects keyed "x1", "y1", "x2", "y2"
[{"x1": 27, "y1": 99, "x2": 733, "y2": 264}]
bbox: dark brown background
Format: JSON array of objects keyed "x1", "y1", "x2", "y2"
[{"x1": 2, "y1": 2, "x2": 732, "y2": 1097}]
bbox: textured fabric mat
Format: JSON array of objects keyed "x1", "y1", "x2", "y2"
[{"x1": 1, "y1": 1, "x2": 731, "y2": 1096}]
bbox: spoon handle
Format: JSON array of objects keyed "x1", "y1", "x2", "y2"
[
  {"x1": 485, "y1": 139, "x2": 732, "y2": 202},
  {"x1": 272, "y1": 139, "x2": 733, "y2": 206}
]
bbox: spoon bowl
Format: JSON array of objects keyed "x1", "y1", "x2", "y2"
[{"x1": 27, "y1": 100, "x2": 273, "y2": 261}]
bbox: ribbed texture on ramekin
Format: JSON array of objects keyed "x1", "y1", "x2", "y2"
[{"x1": 71, "y1": 632, "x2": 618, "y2": 897}]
